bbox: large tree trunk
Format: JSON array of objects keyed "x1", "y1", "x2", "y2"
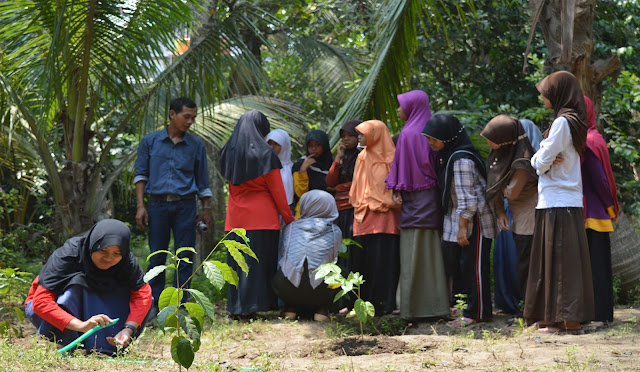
[
  {"x1": 611, "y1": 212, "x2": 640, "y2": 299},
  {"x1": 532, "y1": 0, "x2": 621, "y2": 120},
  {"x1": 54, "y1": 160, "x2": 102, "y2": 242}
]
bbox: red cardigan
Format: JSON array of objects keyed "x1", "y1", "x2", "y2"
[
  {"x1": 225, "y1": 169, "x2": 295, "y2": 231},
  {"x1": 25, "y1": 275, "x2": 152, "y2": 331}
]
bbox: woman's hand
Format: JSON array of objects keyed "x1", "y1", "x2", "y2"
[
  {"x1": 299, "y1": 156, "x2": 317, "y2": 173},
  {"x1": 552, "y1": 153, "x2": 564, "y2": 165},
  {"x1": 335, "y1": 142, "x2": 345, "y2": 163},
  {"x1": 392, "y1": 191, "x2": 402, "y2": 205},
  {"x1": 107, "y1": 328, "x2": 134, "y2": 347},
  {"x1": 457, "y1": 226, "x2": 470, "y2": 247},
  {"x1": 497, "y1": 213, "x2": 510, "y2": 231},
  {"x1": 67, "y1": 314, "x2": 113, "y2": 333}
]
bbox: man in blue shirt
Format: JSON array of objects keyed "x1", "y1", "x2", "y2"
[{"x1": 134, "y1": 97, "x2": 212, "y2": 313}]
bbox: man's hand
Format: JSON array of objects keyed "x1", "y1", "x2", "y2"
[
  {"x1": 392, "y1": 191, "x2": 402, "y2": 205},
  {"x1": 136, "y1": 205, "x2": 148, "y2": 230},
  {"x1": 196, "y1": 210, "x2": 211, "y2": 227},
  {"x1": 497, "y1": 213, "x2": 510, "y2": 231},
  {"x1": 299, "y1": 156, "x2": 317, "y2": 173}
]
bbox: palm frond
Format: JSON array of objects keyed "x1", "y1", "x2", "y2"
[
  {"x1": 326, "y1": 0, "x2": 475, "y2": 144},
  {"x1": 191, "y1": 95, "x2": 309, "y2": 151}
]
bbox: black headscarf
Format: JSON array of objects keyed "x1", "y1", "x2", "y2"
[
  {"x1": 536, "y1": 71, "x2": 588, "y2": 154},
  {"x1": 220, "y1": 110, "x2": 282, "y2": 186},
  {"x1": 292, "y1": 129, "x2": 333, "y2": 190},
  {"x1": 339, "y1": 120, "x2": 361, "y2": 183},
  {"x1": 422, "y1": 113, "x2": 486, "y2": 211},
  {"x1": 480, "y1": 115, "x2": 538, "y2": 203},
  {"x1": 38, "y1": 219, "x2": 145, "y2": 294}
]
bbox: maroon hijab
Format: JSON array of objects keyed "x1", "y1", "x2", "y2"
[
  {"x1": 536, "y1": 71, "x2": 588, "y2": 154},
  {"x1": 583, "y1": 96, "x2": 619, "y2": 217}
]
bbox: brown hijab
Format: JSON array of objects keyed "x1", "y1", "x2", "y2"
[
  {"x1": 481, "y1": 115, "x2": 537, "y2": 203},
  {"x1": 535, "y1": 71, "x2": 588, "y2": 154}
]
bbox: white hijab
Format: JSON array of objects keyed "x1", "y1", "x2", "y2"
[{"x1": 266, "y1": 129, "x2": 294, "y2": 204}]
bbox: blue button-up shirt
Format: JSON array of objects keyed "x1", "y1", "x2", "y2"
[{"x1": 134, "y1": 128, "x2": 212, "y2": 198}]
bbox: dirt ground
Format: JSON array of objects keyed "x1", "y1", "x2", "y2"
[
  {"x1": 11, "y1": 308, "x2": 640, "y2": 371},
  {"x1": 143, "y1": 308, "x2": 640, "y2": 371}
]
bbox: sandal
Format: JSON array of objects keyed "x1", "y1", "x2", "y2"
[
  {"x1": 537, "y1": 326, "x2": 584, "y2": 335},
  {"x1": 446, "y1": 317, "x2": 476, "y2": 327},
  {"x1": 283, "y1": 311, "x2": 297, "y2": 320},
  {"x1": 313, "y1": 313, "x2": 329, "y2": 322}
]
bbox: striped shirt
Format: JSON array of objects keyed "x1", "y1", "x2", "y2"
[{"x1": 442, "y1": 158, "x2": 497, "y2": 242}]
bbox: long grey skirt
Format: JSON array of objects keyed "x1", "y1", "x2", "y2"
[
  {"x1": 399, "y1": 229, "x2": 450, "y2": 318},
  {"x1": 523, "y1": 207, "x2": 595, "y2": 323}
]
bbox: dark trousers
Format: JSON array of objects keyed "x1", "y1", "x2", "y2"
[
  {"x1": 147, "y1": 198, "x2": 197, "y2": 306},
  {"x1": 441, "y1": 215, "x2": 493, "y2": 321},
  {"x1": 587, "y1": 228, "x2": 614, "y2": 323},
  {"x1": 356, "y1": 233, "x2": 400, "y2": 315},
  {"x1": 512, "y1": 233, "x2": 533, "y2": 301},
  {"x1": 272, "y1": 263, "x2": 336, "y2": 313}
]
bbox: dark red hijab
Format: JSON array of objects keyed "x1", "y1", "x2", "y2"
[{"x1": 583, "y1": 96, "x2": 619, "y2": 217}]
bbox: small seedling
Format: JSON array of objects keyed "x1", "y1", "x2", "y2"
[
  {"x1": 315, "y1": 261, "x2": 374, "y2": 338},
  {"x1": 145, "y1": 228, "x2": 255, "y2": 370},
  {"x1": 453, "y1": 293, "x2": 468, "y2": 326}
]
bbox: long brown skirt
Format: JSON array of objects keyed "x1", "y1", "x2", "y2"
[{"x1": 523, "y1": 208, "x2": 595, "y2": 323}]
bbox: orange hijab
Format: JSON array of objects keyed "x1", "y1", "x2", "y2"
[{"x1": 349, "y1": 120, "x2": 398, "y2": 223}]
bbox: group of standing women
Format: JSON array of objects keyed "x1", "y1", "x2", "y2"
[
  {"x1": 220, "y1": 70, "x2": 618, "y2": 334},
  {"x1": 23, "y1": 70, "x2": 618, "y2": 355}
]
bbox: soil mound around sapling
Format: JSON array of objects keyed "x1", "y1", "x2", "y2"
[{"x1": 328, "y1": 335, "x2": 408, "y2": 356}]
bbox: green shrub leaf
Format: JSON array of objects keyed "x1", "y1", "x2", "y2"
[
  {"x1": 171, "y1": 336, "x2": 194, "y2": 369},
  {"x1": 146, "y1": 250, "x2": 172, "y2": 260},
  {"x1": 183, "y1": 303, "x2": 205, "y2": 330},
  {"x1": 157, "y1": 305, "x2": 177, "y2": 329},
  {"x1": 176, "y1": 247, "x2": 196, "y2": 255},
  {"x1": 229, "y1": 228, "x2": 250, "y2": 244},
  {"x1": 206, "y1": 260, "x2": 238, "y2": 288},
  {"x1": 225, "y1": 241, "x2": 250, "y2": 274},
  {"x1": 143, "y1": 265, "x2": 166, "y2": 283},
  {"x1": 178, "y1": 311, "x2": 201, "y2": 352},
  {"x1": 354, "y1": 299, "x2": 375, "y2": 323},
  {"x1": 185, "y1": 288, "x2": 216, "y2": 320},
  {"x1": 203, "y1": 261, "x2": 225, "y2": 290},
  {"x1": 158, "y1": 287, "x2": 182, "y2": 310}
]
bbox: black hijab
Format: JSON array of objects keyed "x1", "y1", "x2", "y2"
[
  {"x1": 38, "y1": 219, "x2": 145, "y2": 294},
  {"x1": 220, "y1": 110, "x2": 282, "y2": 186},
  {"x1": 481, "y1": 115, "x2": 537, "y2": 203},
  {"x1": 292, "y1": 129, "x2": 334, "y2": 190},
  {"x1": 422, "y1": 113, "x2": 486, "y2": 211},
  {"x1": 339, "y1": 120, "x2": 361, "y2": 183}
]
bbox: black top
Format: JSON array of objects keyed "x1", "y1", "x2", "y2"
[
  {"x1": 220, "y1": 110, "x2": 282, "y2": 186},
  {"x1": 422, "y1": 113, "x2": 486, "y2": 211},
  {"x1": 292, "y1": 130, "x2": 334, "y2": 191},
  {"x1": 38, "y1": 219, "x2": 145, "y2": 294}
]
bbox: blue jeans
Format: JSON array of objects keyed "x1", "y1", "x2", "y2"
[
  {"x1": 25, "y1": 285, "x2": 147, "y2": 354},
  {"x1": 147, "y1": 199, "x2": 197, "y2": 306}
]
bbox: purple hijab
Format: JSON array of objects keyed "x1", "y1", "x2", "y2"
[{"x1": 385, "y1": 90, "x2": 438, "y2": 191}]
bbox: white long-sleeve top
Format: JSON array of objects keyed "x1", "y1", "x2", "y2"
[{"x1": 531, "y1": 117, "x2": 583, "y2": 209}]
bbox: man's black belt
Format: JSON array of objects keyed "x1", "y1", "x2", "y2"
[{"x1": 149, "y1": 194, "x2": 196, "y2": 202}]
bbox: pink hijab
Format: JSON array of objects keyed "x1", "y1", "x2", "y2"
[{"x1": 583, "y1": 96, "x2": 619, "y2": 217}]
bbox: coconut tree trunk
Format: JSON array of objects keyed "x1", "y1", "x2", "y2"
[
  {"x1": 531, "y1": 0, "x2": 621, "y2": 118},
  {"x1": 610, "y1": 212, "x2": 640, "y2": 296}
]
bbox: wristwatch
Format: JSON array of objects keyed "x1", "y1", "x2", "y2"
[{"x1": 123, "y1": 324, "x2": 138, "y2": 334}]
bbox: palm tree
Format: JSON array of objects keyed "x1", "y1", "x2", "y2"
[{"x1": 0, "y1": 0, "x2": 302, "y2": 239}]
